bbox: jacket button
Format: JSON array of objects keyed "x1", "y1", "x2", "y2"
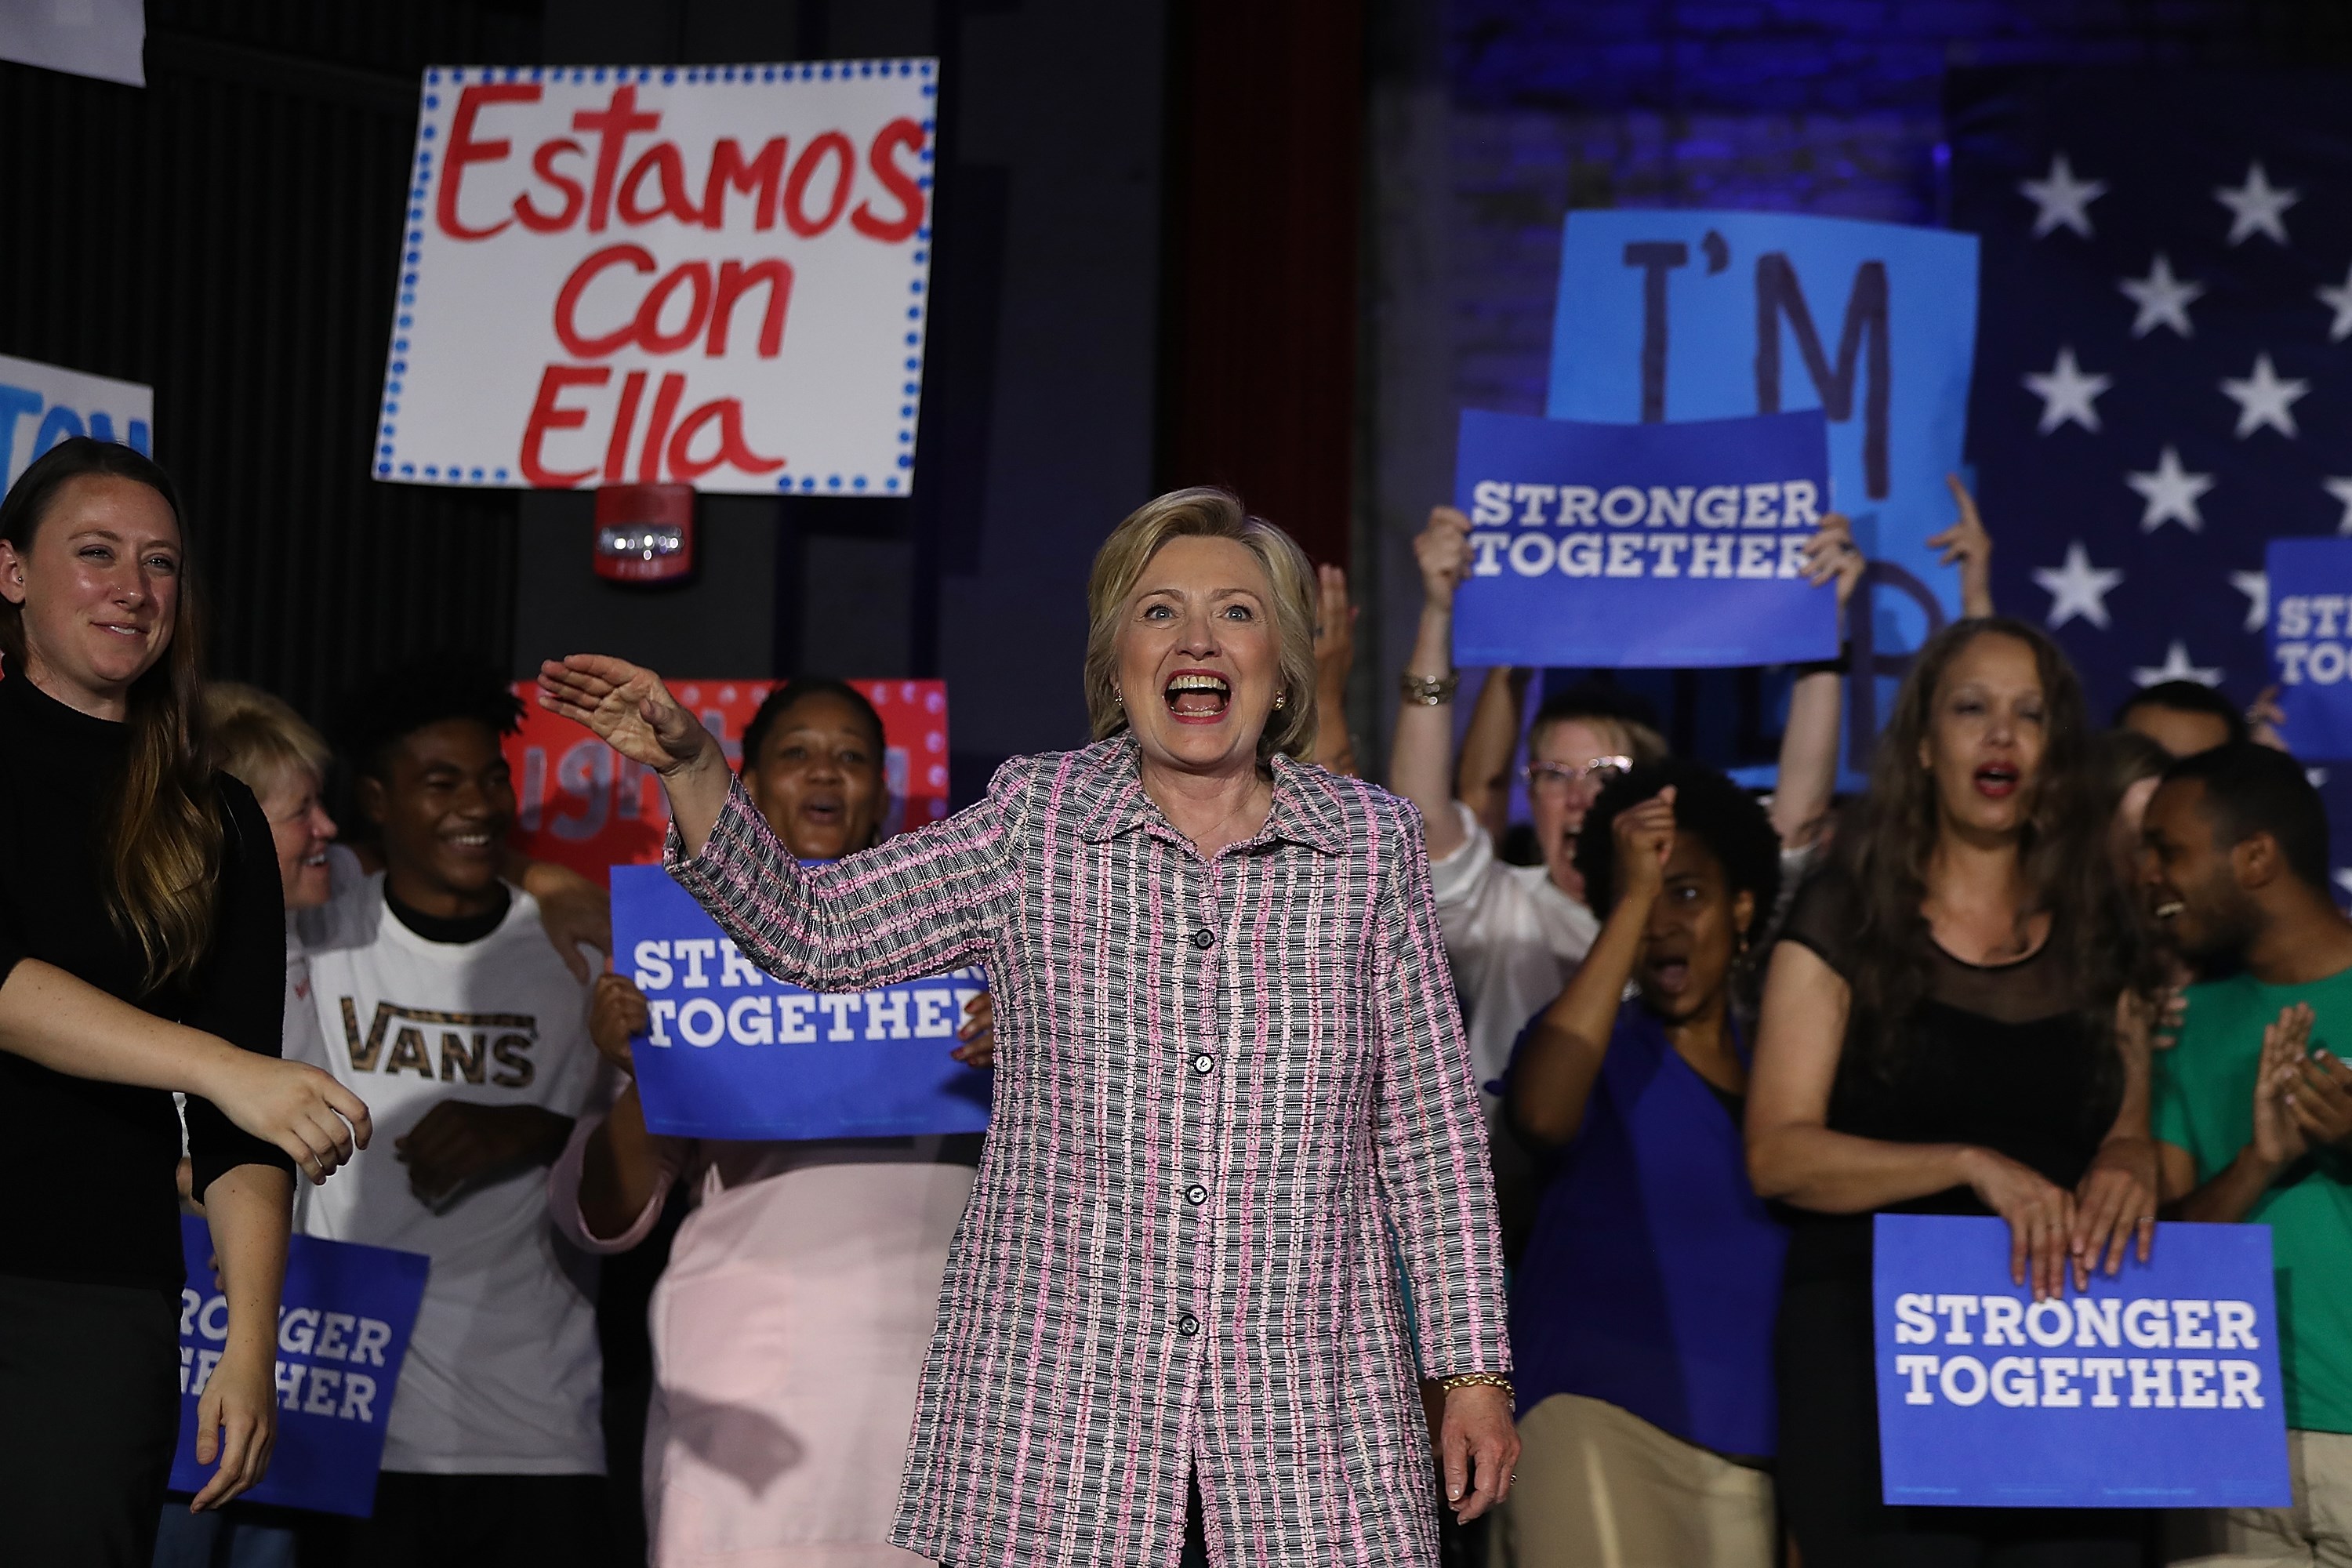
[
  {"x1": 1178, "y1": 1312, "x2": 1200, "y2": 1336},
  {"x1": 1191, "y1": 928, "x2": 1215, "y2": 950},
  {"x1": 1191, "y1": 1053, "x2": 1215, "y2": 1075},
  {"x1": 1186, "y1": 1183, "x2": 1208, "y2": 1205}
]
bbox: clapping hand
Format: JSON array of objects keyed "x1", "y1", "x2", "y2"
[
  {"x1": 2269, "y1": 1004, "x2": 2352, "y2": 1156},
  {"x1": 2253, "y1": 1004, "x2": 2320, "y2": 1167}
]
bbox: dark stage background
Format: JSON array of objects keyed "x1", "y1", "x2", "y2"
[{"x1": 8, "y1": 0, "x2": 2352, "y2": 789}]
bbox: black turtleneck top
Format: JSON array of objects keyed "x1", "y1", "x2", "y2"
[{"x1": 0, "y1": 671, "x2": 290, "y2": 1290}]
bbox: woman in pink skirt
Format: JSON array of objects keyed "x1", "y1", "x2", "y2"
[{"x1": 548, "y1": 677, "x2": 992, "y2": 1566}]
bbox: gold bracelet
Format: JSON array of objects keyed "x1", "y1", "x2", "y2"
[
  {"x1": 1437, "y1": 1371, "x2": 1513, "y2": 1396},
  {"x1": 1399, "y1": 670, "x2": 1460, "y2": 706}
]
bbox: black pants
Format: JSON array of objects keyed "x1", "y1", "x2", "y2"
[
  {"x1": 1777, "y1": 1271, "x2": 2147, "y2": 1567},
  {"x1": 1182, "y1": 1469, "x2": 1210, "y2": 1568},
  {"x1": 299, "y1": 1472, "x2": 608, "y2": 1568},
  {"x1": 0, "y1": 1271, "x2": 183, "y2": 1568}
]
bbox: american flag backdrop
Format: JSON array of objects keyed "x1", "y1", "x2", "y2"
[{"x1": 1950, "y1": 67, "x2": 2352, "y2": 895}]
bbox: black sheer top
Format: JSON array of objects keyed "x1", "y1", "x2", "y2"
[{"x1": 1775, "y1": 866, "x2": 2122, "y2": 1283}]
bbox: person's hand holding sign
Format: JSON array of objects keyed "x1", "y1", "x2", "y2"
[
  {"x1": 951, "y1": 993, "x2": 996, "y2": 1070},
  {"x1": 1798, "y1": 510, "x2": 1867, "y2": 613},
  {"x1": 1415, "y1": 506, "x2": 1474, "y2": 609},
  {"x1": 2064, "y1": 993, "x2": 2161, "y2": 1289},
  {"x1": 590, "y1": 971, "x2": 649, "y2": 1072},
  {"x1": 1958, "y1": 1146, "x2": 2077, "y2": 1303},
  {"x1": 2069, "y1": 1136, "x2": 2159, "y2": 1289}
]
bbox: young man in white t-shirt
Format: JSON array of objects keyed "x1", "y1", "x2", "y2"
[{"x1": 292, "y1": 659, "x2": 607, "y2": 1566}]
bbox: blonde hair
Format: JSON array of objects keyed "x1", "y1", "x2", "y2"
[
  {"x1": 205, "y1": 682, "x2": 331, "y2": 803},
  {"x1": 1083, "y1": 488, "x2": 1319, "y2": 764},
  {"x1": 1530, "y1": 712, "x2": 1669, "y2": 768}
]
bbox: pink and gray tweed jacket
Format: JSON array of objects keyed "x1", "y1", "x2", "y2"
[{"x1": 664, "y1": 733, "x2": 1509, "y2": 1568}]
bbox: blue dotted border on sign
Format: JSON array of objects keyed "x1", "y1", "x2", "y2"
[{"x1": 376, "y1": 58, "x2": 941, "y2": 495}]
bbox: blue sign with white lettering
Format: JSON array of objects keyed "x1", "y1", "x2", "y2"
[
  {"x1": 172, "y1": 1218, "x2": 429, "y2": 1517},
  {"x1": 1451, "y1": 407, "x2": 1836, "y2": 668},
  {"x1": 0, "y1": 351, "x2": 153, "y2": 494},
  {"x1": 2267, "y1": 538, "x2": 2352, "y2": 761},
  {"x1": 1873, "y1": 1214, "x2": 2290, "y2": 1508},
  {"x1": 1548, "y1": 212, "x2": 1977, "y2": 763},
  {"x1": 612, "y1": 863, "x2": 992, "y2": 1141}
]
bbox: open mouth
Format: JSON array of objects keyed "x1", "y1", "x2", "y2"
[
  {"x1": 1973, "y1": 763, "x2": 2020, "y2": 799},
  {"x1": 1646, "y1": 955, "x2": 1692, "y2": 995},
  {"x1": 443, "y1": 828, "x2": 497, "y2": 857},
  {"x1": 1164, "y1": 670, "x2": 1232, "y2": 723},
  {"x1": 800, "y1": 794, "x2": 844, "y2": 826},
  {"x1": 2152, "y1": 898, "x2": 2184, "y2": 922}
]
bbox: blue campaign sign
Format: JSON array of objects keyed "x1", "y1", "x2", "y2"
[
  {"x1": 172, "y1": 1218, "x2": 430, "y2": 1517},
  {"x1": 1548, "y1": 212, "x2": 1977, "y2": 760},
  {"x1": 2267, "y1": 538, "x2": 2352, "y2": 761},
  {"x1": 1451, "y1": 407, "x2": 1836, "y2": 668},
  {"x1": 612, "y1": 863, "x2": 993, "y2": 1141},
  {"x1": 1873, "y1": 1214, "x2": 2290, "y2": 1508},
  {"x1": 0, "y1": 350, "x2": 154, "y2": 493}
]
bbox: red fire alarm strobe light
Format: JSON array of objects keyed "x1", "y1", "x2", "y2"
[{"x1": 593, "y1": 484, "x2": 695, "y2": 584}]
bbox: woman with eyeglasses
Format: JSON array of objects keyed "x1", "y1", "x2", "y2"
[{"x1": 1388, "y1": 506, "x2": 1864, "y2": 1253}]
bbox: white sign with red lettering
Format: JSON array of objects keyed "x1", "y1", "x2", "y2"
[{"x1": 376, "y1": 60, "x2": 935, "y2": 495}]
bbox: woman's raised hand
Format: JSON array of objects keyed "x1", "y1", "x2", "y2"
[
  {"x1": 1414, "y1": 506, "x2": 1474, "y2": 611},
  {"x1": 537, "y1": 655, "x2": 717, "y2": 777},
  {"x1": 1610, "y1": 787, "x2": 1677, "y2": 906}
]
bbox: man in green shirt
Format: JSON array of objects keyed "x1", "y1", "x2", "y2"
[{"x1": 2144, "y1": 742, "x2": 2352, "y2": 1564}]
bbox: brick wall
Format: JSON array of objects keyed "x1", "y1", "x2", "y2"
[
  {"x1": 1354, "y1": 0, "x2": 2352, "y2": 779},
  {"x1": 1439, "y1": 0, "x2": 2347, "y2": 416}
]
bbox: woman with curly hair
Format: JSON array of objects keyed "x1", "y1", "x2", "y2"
[
  {"x1": 1500, "y1": 758, "x2": 1789, "y2": 1567},
  {"x1": 1748, "y1": 617, "x2": 2161, "y2": 1566}
]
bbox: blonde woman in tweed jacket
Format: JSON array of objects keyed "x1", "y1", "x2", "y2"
[{"x1": 540, "y1": 488, "x2": 1518, "y2": 1568}]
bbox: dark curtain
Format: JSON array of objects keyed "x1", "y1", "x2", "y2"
[
  {"x1": 0, "y1": 1, "x2": 539, "y2": 721},
  {"x1": 1157, "y1": 0, "x2": 1364, "y2": 568}
]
